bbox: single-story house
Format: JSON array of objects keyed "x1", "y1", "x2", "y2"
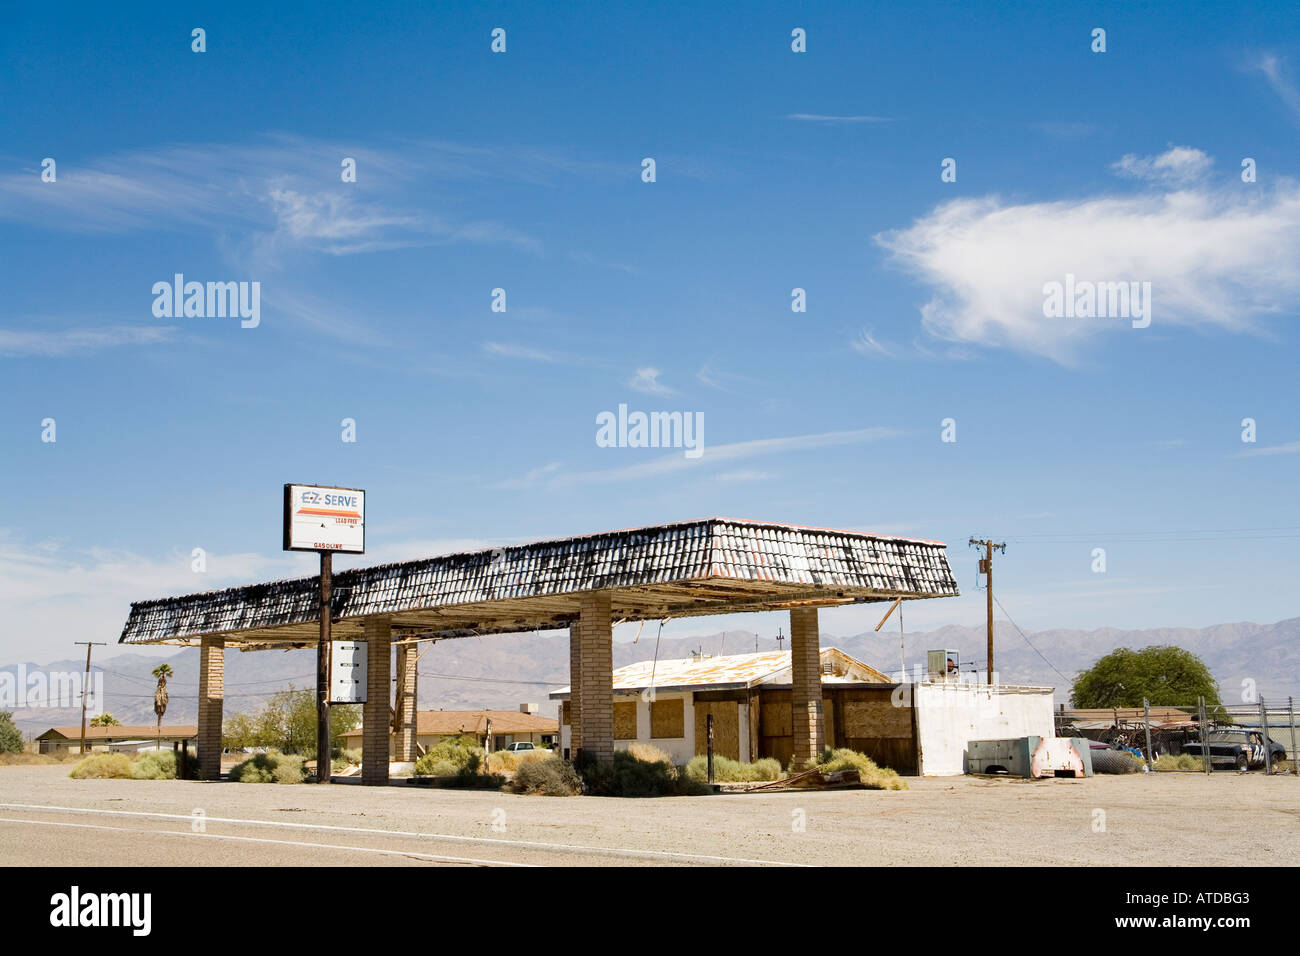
[
  {"x1": 550, "y1": 648, "x2": 1055, "y2": 775},
  {"x1": 341, "y1": 706, "x2": 558, "y2": 756},
  {"x1": 35, "y1": 725, "x2": 198, "y2": 755}
]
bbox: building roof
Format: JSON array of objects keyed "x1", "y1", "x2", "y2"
[
  {"x1": 118, "y1": 517, "x2": 958, "y2": 647},
  {"x1": 36, "y1": 725, "x2": 198, "y2": 741},
  {"x1": 549, "y1": 646, "x2": 891, "y2": 698},
  {"x1": 341, "y1": 709, "x2": 558, "y2": 738}
]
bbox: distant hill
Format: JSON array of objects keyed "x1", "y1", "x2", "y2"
[{"x1": 6, "y1": 617, "x2": 1298, "y2": 736}]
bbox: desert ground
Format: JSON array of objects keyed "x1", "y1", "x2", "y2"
[{"x1": 0, "y1": 765, "x2": 1295, "y2": 867}]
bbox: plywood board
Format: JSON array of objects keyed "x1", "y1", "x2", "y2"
[
  {"x1": 650, "y1": 698, "x2": 684, "y2": 738},
  {"x1": 614, "y1": 701, "x2": 638, "y2": 740},
  {"x1": 694, "y1": 700, "x2": 740, "y2": 760},
  {"x1": 843, "y1": 700, "x2": 913, "y2": 738}
]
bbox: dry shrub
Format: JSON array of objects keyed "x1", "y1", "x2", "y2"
[
  {"x1": 627, "y1": 743, "x2": 673, "y2": 764},
  {"x1": 229, "y1": 752, "x2": 305, "y2": 784},
  {"x1": 505, "y1": 757, "x2": 583, "y2": 796},
  {"x1": 684, "y1": 755, "x2": 782, "y2": 782},
  {"x1": 814, "y1": 748, "x2": 907, "y2": 791},
  {"x1": 69, "y1": 753, "x2": 133, "y2": 779}
]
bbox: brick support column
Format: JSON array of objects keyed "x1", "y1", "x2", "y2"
[
  {"x1": 577, "y1": 592, "x2": 614, "y2": 764},
  {"x1": 790, "y1": 607, "x2": 824, "y2": 768},
  {"x1": 197, "y1": 636, "x2": 224, "y2": 781},
  {"x1": 395, "y1": 643, "x2": 418, "y2": 761},
  {"x1": 362, "y1": 617, "x2": 392, "y2": 785},
  {"x1": 568, "y1": 617, "x2": 583, "y2": 756}
]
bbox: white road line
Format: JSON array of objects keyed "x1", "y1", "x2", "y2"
[
  {"x1": 0, "y1": 816, "x2": 533, "y2": 867},
  {"x1": 0, "y1": 802, "x2": 809, "y2": 866}
]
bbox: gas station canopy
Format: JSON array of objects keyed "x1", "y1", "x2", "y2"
[{"x1": 118, "y1": 517, "x2": 959, "y2": 649}]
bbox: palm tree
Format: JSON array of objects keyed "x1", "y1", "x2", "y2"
[
  {"x1": 152, "y1": 664, "x2": 172, "y2": 750},
  {"x1": 89, "y1": 713, "x2": 120, "y2": 727}
]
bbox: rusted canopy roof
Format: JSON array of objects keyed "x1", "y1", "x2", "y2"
[{"x1": 118, "y1": 518, "x2": 958, "y2": 648}]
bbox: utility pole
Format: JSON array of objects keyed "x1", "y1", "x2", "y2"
[
  {"x1": 74, "y1": 641, "x2": 106, "y2": 755},
  {"x1": 969, "y1": 539, "x2": 1006, "y2": 685}
]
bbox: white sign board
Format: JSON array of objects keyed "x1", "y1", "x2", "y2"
[
  {"x1": 283, "y1": 484, "x2": 365, "y2": 553},
  {"x1": 330, "y1": 641, "x2": 367, "y2": 703}
]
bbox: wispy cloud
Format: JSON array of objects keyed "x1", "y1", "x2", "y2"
[
  {"x1": 490, "y1": 462, "x2": 564, "y2": 490},
  {"x1": 696, "y1": 363, "x2": 758, "y2": 394},
  {"x1": 876, "y1": 147, "x2": 1300, "y2": 362},
  {"x1": 1236, "y1": 440, "x2": 1300, "y2": 457},
  {"x1": 1251, "y1": 52, "x2": 1300, "y2": 120},
  {"x1": 556, "y1": 426, "x2": 901, "y2": 485},
  {"x1": 1111, "y1": 146, "x2": 1213, "y2": 185},
  {"x1": 0, "y1": 136, "x2": 548, "y2": 263},
  {"x1": 0, "y1": 325, "x2": 176, "y2": 357},
  {"x1": 628, "y1": 367, "x2": 676, "y2": 396},
  {"x1": 785, "y1": 113, "x2": 893, "y2": 124},
  {"x1": 482, "y1": 341, "x2": 605, "y2": 366},
  {"x1": 851, "y1": 329, "x2": 899, "y2": 358}
]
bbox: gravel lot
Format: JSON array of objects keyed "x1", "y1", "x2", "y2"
[{"x1": 0, "y1": 765, "x2": 1296, "y2": 866}]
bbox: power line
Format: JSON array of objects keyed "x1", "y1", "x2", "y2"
[
  {"x1": 418, "y1": 671, "x2": 564, "y2": 687},
  {"x1": 991, "y1": 593, "x2": 1072, "y2": 685}
]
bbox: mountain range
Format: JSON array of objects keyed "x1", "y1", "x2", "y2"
[{"x1": 6, "y1": 617, "x2": 1298, "y2": 736}]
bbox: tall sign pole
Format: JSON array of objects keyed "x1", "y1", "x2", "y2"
[
  {"x1": 74, "y1": 641, "x2": 106, "y2": 755},
  {"x1": 317, "y1": 551, "x2": 332, "y2": 784},
  {"x1": 285, "y1": 483, "x2": 366, "y2": 785},
  {"x1": 969, "y1": 538, "x2": 1006, "y2": 685}
]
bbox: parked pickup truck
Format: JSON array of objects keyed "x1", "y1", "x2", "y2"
[{"x1": 1192, "y1": 729, "x2": 1287, "y2": 770}]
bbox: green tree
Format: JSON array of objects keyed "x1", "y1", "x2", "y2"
[
  {"x1": 223, "y1": 686, "x2": 361, "y2": 758},
  {"x1": 0, "y1": 712, "x2": 23, "y2": 754},
  {"x1": 1070, "y1": 645, "x2": 1219, "y2": 708},
  {"x1": 90, "y1": 712, "x2": 121, "y2": 727}
]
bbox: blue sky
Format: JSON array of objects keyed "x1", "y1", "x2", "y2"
[{"x1": 2, "y1": 1, "x2": 1299, "y2": 665}]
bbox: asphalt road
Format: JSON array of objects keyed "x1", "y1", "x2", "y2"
[{"x1": 1, "y1": 765, "x2": 1297, "y2": 866}]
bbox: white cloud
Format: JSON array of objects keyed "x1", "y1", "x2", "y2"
[
  {"x1": 876, "y1": 149, "x2": 1300, "y2": 361},
  {"x1": 628, "y1": 367, "x2": 676, "y2": 396},
  {"x1": 1111, "y1": 146, "x2": 1213, "y2": 185},
  {"x1": 0, "y1": 325, "x2": 175, "y2": 357}
]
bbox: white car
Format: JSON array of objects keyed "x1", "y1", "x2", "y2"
[{"x1": 503, "y1": 742, "x2": 548, "y2": 755}]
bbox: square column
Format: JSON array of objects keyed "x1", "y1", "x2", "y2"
[
  {"x1": 790, "y1": 607, "x2": 824, "y2": 768},
  {"x1": 576, "y1": 592, "x2": 613, "y2": 764},
  {"x1": 197, "y1": 636, "x2": 224, "y2": 780},
  {"x1": 395, "y1": 643, "x2": 418, "y2": 761},
  {"x1": 362, "y1": 617, "x2": 392, "y2": 785},
  {"x1": 568, "y1": 617, "x2": 583, "y2": 756}
]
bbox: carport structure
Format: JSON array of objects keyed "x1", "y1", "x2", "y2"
[{"x1": 118, "y1": 518, "x2": 958, "y2": 784}]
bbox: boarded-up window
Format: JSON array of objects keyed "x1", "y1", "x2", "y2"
[
  {"x1": 650, "y1": 698, "x2": 684, "y2": 738},
  {"x1": 843, "y1": 700, "x2": 912, "y2": 738},
  {"x1": 561, "y1": 701, "x2": 571, "y2": 726},
  {"x1": 614, "y1": 701, "x2": 638, "y2": 739},
  {"x1": 694, "y1": 701, "x2": 740, "y2": 761}
]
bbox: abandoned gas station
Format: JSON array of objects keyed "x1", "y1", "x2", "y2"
[{"x1": 117, "y1": 518, "x2": 962, "y2": 783}]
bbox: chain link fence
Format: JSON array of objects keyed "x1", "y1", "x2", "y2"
[{"x1": 1055, "y1": 696, "x2": 1299, "y2": 775}]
